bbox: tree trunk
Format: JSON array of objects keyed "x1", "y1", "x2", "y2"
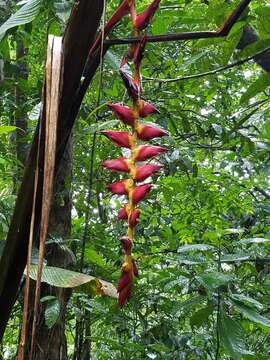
[{"x1": 24, "y1": 139, "x2": 73, "y2": 360}]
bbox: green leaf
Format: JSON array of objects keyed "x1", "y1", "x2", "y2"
[
  {"x1": 177, "y1": 244, "x2": 215, "y2": 253},
  {"x1": 28, "y1": 265, "x2": 117, "y2": 298},
  {"x1": 29, "y1": 265, "x2": 96, "y2": 287},
  {"x1": 219, "y1": 307, "x2": 252, "y2": 359},
  {"x1": 190, "y1": 305, "x2": 214, "y2": 328},
  {"x1": 0, "y1": 126, "x2": 17, "y2": 135},
  {"x1": 0, "y1": 0, "x2": 42, "y2": 42},
  {"x1": 45, "y1": 299, "x2": 60, "y2": 329},
  {"x1": 221, "y1": 253, "x2": 250, "y2": 263},
  {"x1": 238, "y1": 238, "x2": 270, "y2": 245},
  {"x1": 84, "y1": 247, "x2": 106, "y2": 268},
  {"x1": 230, "y1": 294, "x2": 263, "y2": 310},
  {"x1": 233, "y1": 301, "x2": 270, "y2": 328},
  {"x1": 197, "y1": 272, "x2": 233, "y2": 289},
  {"x1": 240, "y1": 73, "x2": 270, "y2": 104}
]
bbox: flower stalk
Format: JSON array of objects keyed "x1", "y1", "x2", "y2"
[{"x1": 101, "y1": 0, "x2": 168, "y2": 306}]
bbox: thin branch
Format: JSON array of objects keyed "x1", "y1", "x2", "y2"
[
  {"x1": 143, "y1": 46, "x2": 270, "y2": 83},
  {"x1": 104, "y1": 0, "x2": 252, "y2": 46}
]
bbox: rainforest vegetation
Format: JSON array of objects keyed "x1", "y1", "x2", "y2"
[{"x1": 1, "y1": 0, "x2": 270, "y2": 359}]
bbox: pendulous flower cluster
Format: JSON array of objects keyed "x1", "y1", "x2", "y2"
[{"x1": 91, "y1": 0, "x2": 168, "y2": 306}]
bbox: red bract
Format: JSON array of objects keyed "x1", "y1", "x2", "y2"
[
  {"x1": 118, "y1": 205, "x2": 128, "y2": 220},
  {"x1": 107, "y1": 180, "x2": 131, "y2": 195},
  {"x1": 118, "y1": 282, "x2": 132, "y2": 307},
  {"x1": 120, "y1": 69, "x2": 140, "y2": 100},
  {"x1": 134, "y1": 0, "x2": 161, "y2": 30},
  {"x1": 102, "y1": 157, "x2": 130, "y2": 173},
  {"x1": 119, "y1": 236, "x2": 132, "y2": 255},
  {"x1": 128, "y1": 209, "x2": 140, "y2": 227},
  {"x1": 89, "y1": 0, "x2": 130, "y2": 57},
  {"x1": 133, "y1": 35, "x2": 147, "y2": 70},
  {"x1": 131, "y1": 184, "x2": 152, "y2": 204},
  {"x1": 134, "y1": 164, "x2": 162, "y2": 182},
  {"x1": 108, "y1": 103, "x2": 136, "y2": 127},
  {"x1": 135, "y1": 145, "x2": 167, "y2": 161},
  {"x1": 118, "y1": 272, "x2": 132, "y2": 292},
  {"x1": 101, "y1": 130, "x2": 132, "y2": 148},
  {"x1": 136, "y1": 123, "x2": 168, "y2": 141},
  {"x1": 139, "y1": 100, "x2": 160, "y2": 118}
]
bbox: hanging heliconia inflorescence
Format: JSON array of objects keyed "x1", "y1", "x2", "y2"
[{"x1": 89, "y1": 0, "x2": 168, "y2": 306}]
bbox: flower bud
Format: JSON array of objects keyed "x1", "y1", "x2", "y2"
[
  {"x1": 102, "y1": 157, "x2": 130, "y2": 173},
  {"x1": 135, "y1": 145, "x2": 167, "y2": 161},
  {"x1": 101, "y1": 130, "x2": 132, "y2": 148},
  {"x1": 136, "y1": 123, "x2": 168, "y2": 141},
  {"x1": 134, "y1": 164, "x2": 162, "y2": 182},
  {"x1": 131, "y1": 184, "x2": 152, "y2": 204},
  {"x1": 134, "y1": 0, "x2": 161, "y2": 30},
  {"x1": 120, "y1": 69, "x2": 140, "y2": 100},
  {"x1": 119, "y1": 236, "x2": 132, "y2": 255}
]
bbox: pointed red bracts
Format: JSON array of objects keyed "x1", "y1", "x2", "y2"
[
  {"x1": 108, "y1": 103, "x2": 136, "y2": 127},
  {"x1": 134, "y1": 0, "x2": 161, "y2": 30},
  {"x1": 128, "y1": 209, "x2": 140, "y2": 227},
  {"x1": 131, "y1": 184, "x2": 152, "y2": 204},
  {"x1": 133, "y1": 35, "x2": 147, "y2": 70},
  {"x1": 118, "y1": 205, "x2": 129, "y2": 220},
  {"x1": 133, "y1": 164, "x2": 162, "y2": 182},
  {"x1": 118, "y1": 206, "x2": 140, "y2": 227},
  {"x1": 100, "y1": 0, "x2": 165, "y2": 307},
  {"x1": 136, "y1": 123, "x2": 168, "y2": 141},
  {"x1": 120, "y1": 69, "x2": 140, "y2": 100},
  {"x1": 107, "y1": 179, "x2": 132, "y2": 195},
  {"x1": 118, "y1": 282, "x2": 132, "y2": 307},
  {"x1": 102, "y1": 157, "x2": 130, "y2": 173},
  {"x1": 89, "y1": 0, "x2": 130, "y2": 57},
  {"x1": 101, "y1": 130, "x2": 132, "y2": 148},
  {"x1": 138, "y1": 100, "x2": 160, "y2": 118},
  {"x1": 135, "y1": 145, "x2": 167, "y2": 161},
  {"x1": 119, "y1": 236, "x2": 132, "y2": 255}
]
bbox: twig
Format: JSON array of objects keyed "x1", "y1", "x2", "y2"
[
  {"x1": 143, "y1": 46, "x2": 270, "y2": 83},
  {"x1": 104, "y1": 0, "x2": 252, "y2": 46}
]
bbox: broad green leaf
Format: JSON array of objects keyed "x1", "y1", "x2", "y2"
[
  {"x1": 0, "y1": 0, "x2": 42, "y2": 42},
  {"x1": 172, "y1": 295, "x2": 205, "y2": 316},
  {"x1": 221, "y1": 253, "x2": 250, "y2": 263},
  {"x1": 233, "y1": 301, "x2": 270, "y2": 328},
  {"x1": 0, "y1": 126, "x2": 17, "y2": 135},
  {"x1": 240, "y1": 73, "x2": 270, "y2": 104},
  {"x1": 238, "y1": 238, "x2": 270, "y2": 245},
  {"x1": 230, "y1": 294, "x2": 263, "y2": 310},
  {"x1": 177, "y1": 244, "x2": 215, "y2": 253},
  {"x1": 190, "y1": 305, "x2": 214, "y2": 328},
  {"x1": 85, "y1": 247, "x2": 106, "y2": 268},
  {"x1": 197, "y1": 272, "x2": 233, "y2": 289},
  {"x1": 28, "y1": 265, "x2": 117, "y2": 298},
  {"x1": 219, "y1": 307, "x2": 252, "y2": 359},
  {"x1": 45, "y1": 299, "x2": 60, "y2": 329},
  {"x1": 240, "y1": 39, "x2": 270, "y2": 58}
]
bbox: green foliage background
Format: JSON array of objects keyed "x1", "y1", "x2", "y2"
[{"x1": 1, "y1": 0, "x2": 270, "y2": 359}]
